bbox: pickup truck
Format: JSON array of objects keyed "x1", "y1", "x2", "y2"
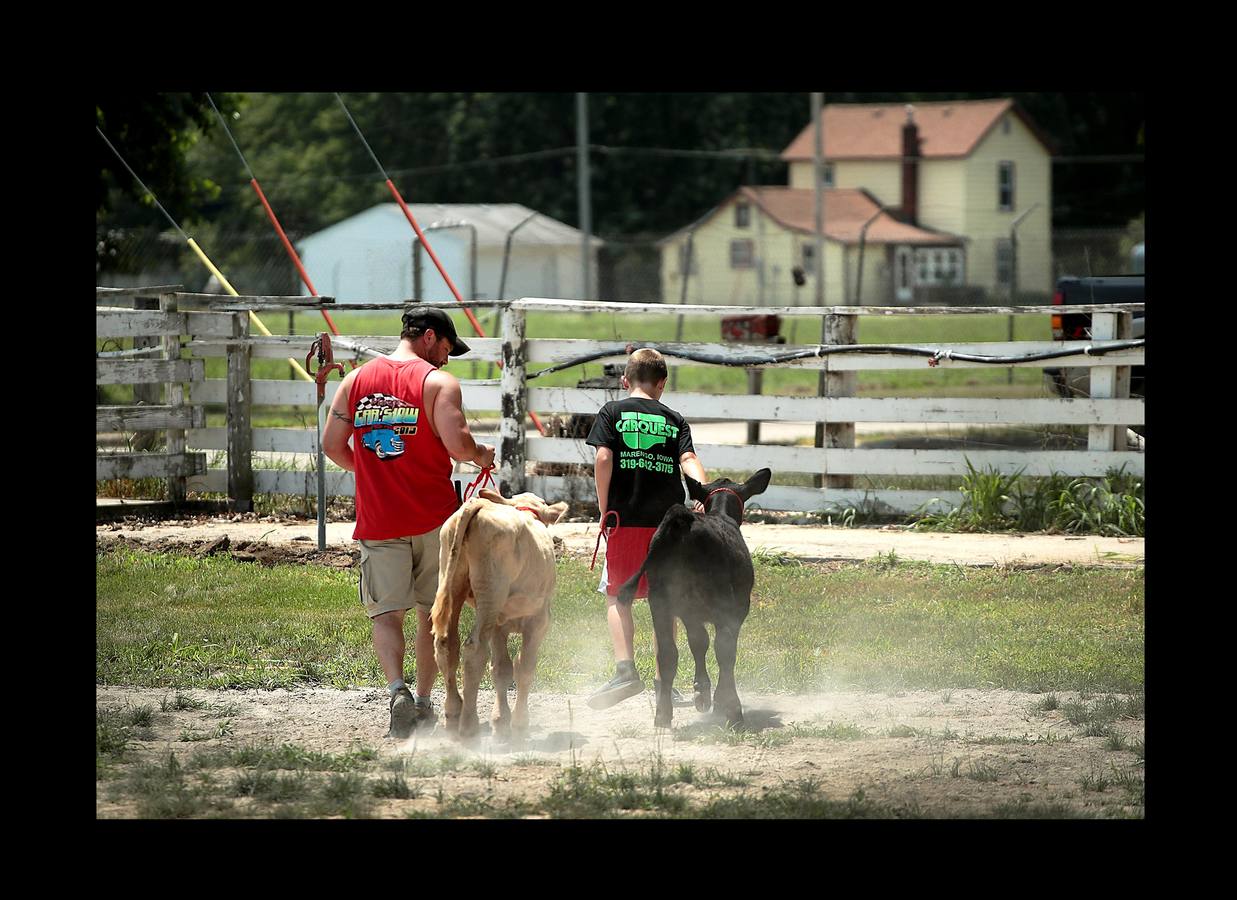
[{"x1": 1045, "y1": 273, "x2": 1144, "y2": 401}]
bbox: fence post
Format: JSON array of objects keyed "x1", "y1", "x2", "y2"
[
  {"x1": 1087, "y1": 310, "x2": 1130, "y2": 453},
  {"x1": 227, "y1": 310, "x2": 254, "y2": 511},
  {"x1": 746, "y1": 369, "x2": 763, "y2": 444},
  {"x1": 131, "y1": 294, "x2": 162, "y2": 452},
  {"x1": 823, "y1": 311, "x2": 856, "y2": 490},
  {"x1": 160, "y1": 292, "x2": 187, "y2": 505},
  {"x1": 498, "y1": 302, "x2": 527, "y2": 495}
]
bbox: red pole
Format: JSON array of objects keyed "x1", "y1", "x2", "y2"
[
  {"x1": 385, "y1": 179, "x2": 547, "y2": 435},
  {"x1": 248, "y1": 178, "x2": 346, "y2": 341},
  {"x1": 386, "y1": 181, "x2": 486, "y2": 337}
]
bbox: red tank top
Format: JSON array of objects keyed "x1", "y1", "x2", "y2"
[{"x1": 349, "y1": 356, "x2": 459, "y2": 540}]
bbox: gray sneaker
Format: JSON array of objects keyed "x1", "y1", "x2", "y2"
[
  {"x1": 653, "y1": 679, "x2": 690, "y2": 707},
  {"x1": 412, "y1": 699, "x2": 437, "y2": 730},
  {"x1": 587, "y1": 665, "x2": 644, "y2": 710},
  {"x1": 387, "y1": 687, "x2": 417, "y2": 739}
]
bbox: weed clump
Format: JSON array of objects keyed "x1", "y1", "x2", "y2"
[{"x1": 912, "y1": 461, "x2": 1144, "y2": 535}]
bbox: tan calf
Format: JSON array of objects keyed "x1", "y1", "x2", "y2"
[{"x1": 430, "y1": 489, "x2": 568, "y2": 739}]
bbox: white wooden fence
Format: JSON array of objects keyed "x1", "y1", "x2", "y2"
[
  {"x1": 96, "y1": 286, "x2": 212, "y2": 502},
  {"x1": 98, "y1": 291, "x2": 1144, "y2": 516}
]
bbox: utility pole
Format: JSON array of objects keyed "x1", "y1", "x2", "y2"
[
  {"x1": 577, "y1": 93, "x2": 592, "y2": 299},
  {"x1": 1008, "y1": 202, "x2": 1040, "y2": 383},
  {"x1": 812, "y1": 92, "x2": 825, "y2": 304},
  {"x1": 812, "y1": 92, "x2": 828, "y2": 487}
]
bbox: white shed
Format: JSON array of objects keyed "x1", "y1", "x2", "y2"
[{"x1": 296, "y1": 203, "x2": 603, "y2": 303}]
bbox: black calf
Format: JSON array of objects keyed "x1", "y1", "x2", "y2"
[{"x1": 616, "y1": 468, "x2": 772, "y2": 729}]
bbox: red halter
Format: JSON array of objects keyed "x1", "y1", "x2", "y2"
[
  {"x1": 703, "y1": 487, "x2": 746, "y2": 523},
  {"x1": 515, "y1": 505, "x2": 542, "y2": 522}
]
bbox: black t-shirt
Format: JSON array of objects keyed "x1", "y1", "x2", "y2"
[{"x1": 586, "y1": 397, "x2": 695, "y2": 527}]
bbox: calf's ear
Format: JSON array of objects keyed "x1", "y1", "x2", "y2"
[
  {"x1": 538, "y1": 501, "x2": 569, "y2": 525},
  {"x1": 740, "y1": 468, "x2": 772, "y2": 499},
  {"x1": 479, "y1": 488, "x2": 511, "y2": 505},
  {"x1": 684, "y1": 474, "x2": 708, "y2": 503}
]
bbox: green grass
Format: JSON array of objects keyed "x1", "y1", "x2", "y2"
[
  {"x1": 1060, "y1": 694, "x2": 1145, "y2": 727},
  {"x1": 97, "y1": 547, "x2": 1144, "y2": 695},
  {"x1": 913, "y1": 462, "x2": 1145, "y2": 536}
]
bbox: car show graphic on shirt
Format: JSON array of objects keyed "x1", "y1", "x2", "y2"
[
  {"x1": 354, "y1": 392, "x2": 418, "y2": 460},
  {"x1": 615, "y1": 411, "x2": 679, "y2": 473}
]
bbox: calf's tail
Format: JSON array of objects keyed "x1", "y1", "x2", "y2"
[
  {"x1": 430, "y1": 498, "x2": 486, "y2": 638},
  {"x1": 614, "y1": 510, "x2": 694, "y2": 608}
]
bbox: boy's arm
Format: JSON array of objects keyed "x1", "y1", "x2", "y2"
[
  {"x1": 679, "y1": 450, "x2": 706, "y2": 484},
  {"x1": 594, "y1": 447, "x2": 614, "y2": 519}
]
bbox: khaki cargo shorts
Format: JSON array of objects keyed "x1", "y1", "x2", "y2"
[{"x1": 357, "y1": 528, "x2": 441, "y2": 619}]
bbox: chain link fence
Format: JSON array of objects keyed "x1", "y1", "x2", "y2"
[{"x1": 97, "y1": 225, "x2": 1137, "y2": 306}]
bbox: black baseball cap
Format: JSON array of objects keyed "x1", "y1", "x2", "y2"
[{"x1": 401, "y1": 306, "x2": 471, "y2": 356}]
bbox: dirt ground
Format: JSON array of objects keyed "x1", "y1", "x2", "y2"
[
  {"x1": 95, "y1": 508, "x2": 1144, "y2": 570},
  {"x1": 96, "y1": 510, "x2": 1144, "y2": 818},
  {"x1": 95, "y1": 683, "x2": 1144, "y2": 818}
]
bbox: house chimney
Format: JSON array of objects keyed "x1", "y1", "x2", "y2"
[{"x1": 901, "y1": 105, "x2": 920, "y2": 226}]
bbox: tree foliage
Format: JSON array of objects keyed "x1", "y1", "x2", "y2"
[
  {"x1": 96, "y1": 93, "x2": 243, "y2": 223},
  {"x1": 104, "y1": 91, "x2": 1144, "y2": 241}
]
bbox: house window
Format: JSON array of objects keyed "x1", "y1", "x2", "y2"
[
  {"x1": 948, "y1": 249, "x2": 965, "y2": 285},
  {"x1": 801, "y1": 243, "x2": 816, "y2": 271},
  {"x1": 995, "y1": 239, "x2": 1014, "y2": 290},
  {"x1": 998, "y1": 161, "x2": 1015, "y2": 211},
  {"x1": 913, "y1": 248, "x2": 966, "y2": 286},
  {"x1": 730, "y1": 239, "x2": 754, "y2": 269},
  {"x1": 735, "y1": 202, "x2": 750, "y2": 228},
  {"x1": 1002, "y1": 116, "x2": 1011, "y2": 135},
  {"x1": 822, "y1": 163, "x2": 835, "y2": 188}
]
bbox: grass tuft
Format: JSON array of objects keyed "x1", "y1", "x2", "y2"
[
  {"x1": 1032, "y1": 694, "x2": 1060, "y2": 712},
  {"x1": 372, "y1": 774, "x2": 421, "y2": 800}
]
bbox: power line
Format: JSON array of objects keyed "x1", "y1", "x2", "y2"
[{"x1": 97, "y1": 126, "x2": 189, "y2": 240}]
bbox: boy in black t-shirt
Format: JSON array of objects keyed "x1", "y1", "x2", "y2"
[{"x1": 584, "y1": 348, "x2": 708, "y2": 710}]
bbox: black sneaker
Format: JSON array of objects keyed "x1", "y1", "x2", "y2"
[
  {"x1": 587, "y1": 666, "x2": 644, "y2": 710},
  {"x1": 387, "y1": 687, "x2": 417, "y2": 739}
]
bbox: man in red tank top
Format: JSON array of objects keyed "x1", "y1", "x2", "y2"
[{"x1": 323, "y1": 307, "x2": 495, "y2": 739}]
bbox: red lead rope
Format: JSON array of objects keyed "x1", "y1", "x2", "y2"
[
  {"x1": 591, "y1": 510, "x2": 620, "y2": 571},
  {"x1": 462, "y1": 466, "x2": 495, "y2": 503}
]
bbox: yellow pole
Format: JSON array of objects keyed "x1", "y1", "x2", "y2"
[{"x1": 187, "y1": 238, "x2": 313, "y2": 382}]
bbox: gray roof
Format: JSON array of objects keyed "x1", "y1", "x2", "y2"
[{"x1": 318, "y1": 203, "x2": 603, "y2": 248}]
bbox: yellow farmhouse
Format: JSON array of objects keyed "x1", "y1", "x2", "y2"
[{"x1": 660, "y1": 98, "x2": 1055, "y2": 306}]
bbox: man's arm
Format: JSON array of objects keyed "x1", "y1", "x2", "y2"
[
  {"x1": 594, "y1": 447, "x2": 613, "y2": 518},
  {"x1": 322, "y1": 369, "x2": 357, "y2": 472},
  {"x1": 430, "y1": 372, "x2": 495, "y2": 468}
]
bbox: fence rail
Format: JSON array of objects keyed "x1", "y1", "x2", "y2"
[
  {"x1": 96, "y1": 287, "x2": 208, "y2": 502},
  {"x1": 98, "y1": 290, "x2": 1144, "y2": 516}
]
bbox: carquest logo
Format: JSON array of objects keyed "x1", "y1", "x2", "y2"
[
  {"x1": 354, "y1": 392, "x2": 418, "y2": 460},
  {"x1": 616, "y1": 411, "x2": 678, "y2": 450}
]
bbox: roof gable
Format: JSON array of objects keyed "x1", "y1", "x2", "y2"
[
  {"x1": 781, "y1": 99, "x2": 1054, "y2": 160},
  {"x1": 303, "y1": 203, "x2": 602, "y2": 248},
  {"x1": 661, "y1": 187, "x2": 961, "y2": 246}
]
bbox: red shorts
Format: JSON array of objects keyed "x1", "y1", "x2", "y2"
[{"x1": 602, "y1": 526, "x2": 658, "y2": 599}]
